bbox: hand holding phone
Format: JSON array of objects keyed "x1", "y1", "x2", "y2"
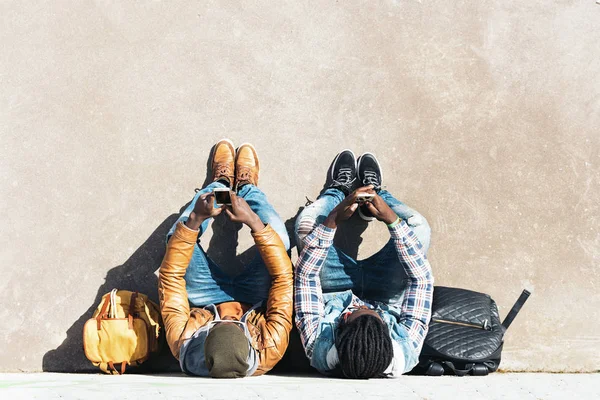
[
  {"x1": 362, "y1": 195, "x2": 398, "y2": 225},
  {"x1": 186, "y1": 192, "x2": 223, "y2": 230},
  {"x1": 324, "y1": 186, "x2": 374, "y2": 228}
]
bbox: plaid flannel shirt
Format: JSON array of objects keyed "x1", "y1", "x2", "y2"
[{"x1": 294, "y1": 218, "x2": 434, "y2": 372}]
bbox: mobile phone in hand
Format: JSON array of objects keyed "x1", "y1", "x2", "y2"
[
  {"x1": 213, "y1": 188, "x2": 232, "y2": 205},
  {"x1": 355, "y1": 193, "x2": 375, "y2": 204}
]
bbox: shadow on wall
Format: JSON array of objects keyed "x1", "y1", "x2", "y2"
[
  {"x1": 42, "y1": 213, "x2": 182, "y2": 373},
  {"x1": 43, "y1": 146, "x2": 219, "y2": 372}
]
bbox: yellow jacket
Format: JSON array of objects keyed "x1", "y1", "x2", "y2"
[{"x1": 158, "y1": 221, "x2": 293, "y2": 375}]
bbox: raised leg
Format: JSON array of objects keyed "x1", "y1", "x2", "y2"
[
  {"x1": 361, "y1": 190, "x2": 431, "y2": 306},
  {"x1": 237, "y1": 184, "x2": 290, "y2": 250},
  {"x1": 168, "y1": 181, "x2": 236, "y2": 307},
  {"x1": 231, "y1": 184, "x2": 290, "y2": 304},
  {"x1": 295, "y1": 188, "x2": 361, "y2": 293},
  {"x1": 378, "y1": 190, "x2": 431, "y2": 254}
]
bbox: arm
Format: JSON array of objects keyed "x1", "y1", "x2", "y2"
[
  {"x1": 158, "y1": 222, "x2": 196, "y2": 358},
  {"x1": 363, "y1": 195, "x2": 434, "y2": 373},
  {"x1": 223, "y1": 192, "x2": 293, "y2": 367},
  {"x1": 159, "y1": 192, "x2": 222, "y2": 358},
  {"x1": 252, "y1": 224, "x2": 293, "y2": 362},
  {"x1": 389, "y1": 219, "x2": 434, "y2": 352},
  {"x1": 294, "y1": 222, "x2": 336, "y2": 358},
  {"x1": 294, "y1": 188, "x2": 368, "y2": 357}
]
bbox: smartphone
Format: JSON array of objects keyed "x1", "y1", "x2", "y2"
[
  {"x1": 213, "y1": 188, "x2": 232, "y2": 205},
  {"x1": 355, "y1": 193, "x2": 375, "y2": 204}
]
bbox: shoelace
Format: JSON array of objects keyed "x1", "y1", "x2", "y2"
[
  {"x1": 332, "y1": 167, "x2": 356, "y2": 187},
  {"x1": 215, "y1": 165, "x2": 233, "y2": 179},
  {"x1": 237, "y1": 167, "x2": 252, "y2": 183},
  {"x1": 362, "y1": 170, "x2": 381, "y2": 189}
]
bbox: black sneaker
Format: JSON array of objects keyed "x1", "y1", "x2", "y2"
[
  {"x1": 329, "y1": 150, "x2": 357, "y2": 195},
  {"x1": 357, "y1": 152, "x2": 383, "y2": 221},
  {"x1": 357, "y1": 152, "x2": 382, "y2": 190}
]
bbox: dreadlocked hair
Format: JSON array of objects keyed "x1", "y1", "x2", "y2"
[{"x1": 335, "y1": 314, "x2": 393, "y2": 379}]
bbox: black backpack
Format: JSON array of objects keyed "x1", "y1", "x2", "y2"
[{"x1": 411, "y1": 286, "x2": 530, "y2": 376}]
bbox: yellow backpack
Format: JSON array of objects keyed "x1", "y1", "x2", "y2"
[{"x1": 83, "y1": 289, "x2": 162, "y2": 374}]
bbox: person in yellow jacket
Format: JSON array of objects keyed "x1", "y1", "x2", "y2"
[{"x1": 158, "y1": 139, "x2": 293, "y2": 378}]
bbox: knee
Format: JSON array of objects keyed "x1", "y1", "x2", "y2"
[
  {"x1": 272, "y1": 223, "x2": 291, "y2": 251},
  {"x1": 281, "y1": 231, "x2": 291, "y2": 251},
  {"x1": 410, "y1": 216, "x2": 431, "y2": 254},
  {"x1": 294, "y1": 212, "x2": 317, "y2": 247}
]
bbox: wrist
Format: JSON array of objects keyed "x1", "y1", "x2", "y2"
[
  {"x1": 383, "y1": 213, "x2": 398, "y2": 225},
  {"x1": 185, "y1": 212, "x2": 206, "y2": 230},
  {"x1": 247, "y1": 215, "x2": 265, "y2": 233},
  {"x1": 324, "y1": 214, "x2": 338, "y2": 229},
  {"x1": 386, "y1": 217, "x2": 401, "y2": 227}
]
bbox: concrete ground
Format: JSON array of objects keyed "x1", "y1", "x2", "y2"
[{"x1": 0, "y1": 373, "x2": 598, "y2": 400}]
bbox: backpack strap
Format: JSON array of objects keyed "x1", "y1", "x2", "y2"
[
  {"x1": 128, "y1": 292, "x2": 138, "y2": 330},
  {"x1": 96, "y1": 297, "x2": 111, "y2": 330},
  {"x1": 130, "y1": 292, "x2": 138, "y2": 315},
  {"x1": 107, "y1": 361, "x2": 127, "y2": 375},
  {"x1": 100, "y1": 362, "x2": 118, "y2": 375},
  {"x1": 502, "y1": 289, "x2": 531, "y2": 331}
]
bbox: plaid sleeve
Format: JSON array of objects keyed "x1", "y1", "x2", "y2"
[
  {"x1": 389, "y1": 220, "x2": 434, "y2": 354},
  {"x1": 294, "y1": 222, "x2": 336, "y2": 358}
]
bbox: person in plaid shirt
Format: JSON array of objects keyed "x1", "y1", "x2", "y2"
[{"x1": 294, "y1": 150, "x2": 434, "y2": 379}]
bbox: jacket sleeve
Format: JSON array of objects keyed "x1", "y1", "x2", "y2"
[
  {"x1": 158, "y1": 221, "x2": 196, "y2": 358},
  {"x1": 389, "y1": 219, "x2": 434, "y2": 371},
  {"x1": 294, "y1": 223, "x2": 335, "y2": 358},
  {"x1": 251, "y1": 224, "x2": 294, "y2": 368}
]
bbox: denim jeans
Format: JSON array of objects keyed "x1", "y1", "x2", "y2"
[
  {"x1": 294, "y1": 188, "x2": 431, "y2": 305},
  {"x1": 168, "y1": 181, "x2": 290, "y2": 307}
]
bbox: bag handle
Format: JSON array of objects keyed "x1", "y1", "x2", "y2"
[
  {"x1": 502, "y1": 289, "x2": 531, "y2": 331},
  {"x1": 439, "y1": 361, "x2": 473, "y2": 377},
  {"x1": 109, "y1": 289, "x2": 118, "y2": 318},
  {"x1": 435, "y1": 361, "x2": 492, "y2": 376}
]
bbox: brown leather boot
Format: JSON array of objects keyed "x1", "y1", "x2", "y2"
[
  {"x1": 235, "y1": 143, "x2": 260, "y2": 189},
  {"x1": 211, "y1": 139, "x2": 236, "y2": 186}
]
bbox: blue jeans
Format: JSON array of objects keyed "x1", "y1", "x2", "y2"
[
  {"x1": 168, "y1": 182, "x2": 290, "y2": 307},
  {"x1": 294, "y1": 188, "x2": 431, "y2": 305}
]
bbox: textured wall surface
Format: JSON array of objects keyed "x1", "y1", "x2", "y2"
[{"x1": 1, "y1": 1, "x2": 598, "y2": 372}]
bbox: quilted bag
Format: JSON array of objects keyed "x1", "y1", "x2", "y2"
[
  {"x1": 412, "y1": 286, "x2": 530, "y2": 376},
  {"x1": 83, "y1": 289, "x2": 163, "y2": 374}
]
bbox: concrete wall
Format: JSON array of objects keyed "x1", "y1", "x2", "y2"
[{"x1": 1, "y1": 1, "x2": 598, "y2": 372}]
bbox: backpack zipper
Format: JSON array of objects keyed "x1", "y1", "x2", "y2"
[{"x1": 432, "y1": 318, "x2": 490, "y2": 330}]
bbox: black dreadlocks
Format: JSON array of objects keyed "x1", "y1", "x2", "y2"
[{"x1": 335, "y1": 314, "x2": 393, "y2": 379}]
